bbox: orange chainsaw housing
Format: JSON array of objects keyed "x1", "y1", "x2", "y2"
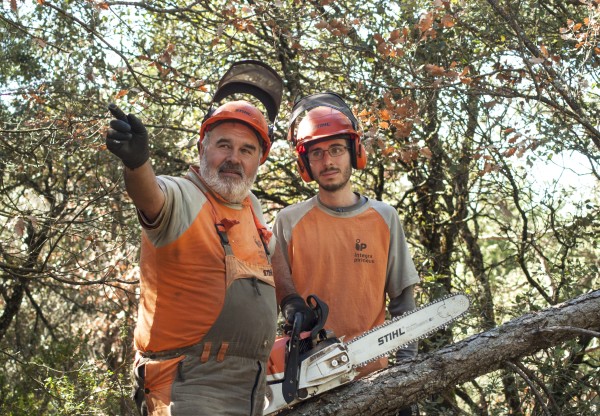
[{"x1": 267, "y1": 331, "x2": 319, "y2": 382}]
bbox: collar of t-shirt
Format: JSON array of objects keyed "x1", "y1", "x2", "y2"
[{"x1": 317, "y1": 192, "x2": 367, "y2": 213}]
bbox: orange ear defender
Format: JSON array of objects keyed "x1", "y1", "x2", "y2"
[
  {"x1": 296, "y1": 157, "x2": 313, "y2": 182},
  {"x1": 352, "y1": 141, "x2": 368, "y2": 170}
]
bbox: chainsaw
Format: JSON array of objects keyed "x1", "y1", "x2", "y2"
[{"x1": 264, "y1": 293, "x2": 470, "y2": 414}]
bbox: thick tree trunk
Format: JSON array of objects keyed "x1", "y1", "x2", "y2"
[{"x1": 280, "y1": 290, "x2": 600, "y2": 415}]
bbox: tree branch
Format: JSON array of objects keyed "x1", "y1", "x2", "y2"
[{"x1": 282, "y1": 289, "x2": 600, "y2": 415}]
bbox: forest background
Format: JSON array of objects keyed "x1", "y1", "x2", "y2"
[{"x1": 0, "y1": 0, "x2": 598, "y2": 415}]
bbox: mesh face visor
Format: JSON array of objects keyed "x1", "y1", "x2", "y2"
[{"x1": 211, "y1": 60, "x2": 283, "y2": 124}]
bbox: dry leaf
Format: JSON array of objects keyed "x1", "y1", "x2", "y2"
[
  {"x1": 382, "y1": 147, "x2": 395, "y2": 156},
  {"x1": 425, "y1": 64, "x2": 445, "y2": 76},
  {"x1": 420, "y1": 147, "x2": 433, "y2": 158},
  {"x1": 418, "y1": 12, "x2": 433, "y2": 32},
  {"x1": 315, "y1": 20, "x2": 329, "y2": 29},
  {"x1": 441, "y1": 14, "x2": 455, "y2": 28}
]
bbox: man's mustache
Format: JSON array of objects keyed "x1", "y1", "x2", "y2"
[
  {"x1": 319, "y1": 167, "x2": 340, "y2": 175},
  {"x1": 219, "y1": 162, "x2": 244, "y2": 177}
]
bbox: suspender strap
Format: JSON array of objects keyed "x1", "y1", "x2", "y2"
[
  {"x1": 248, "y1": 202, "x2": 272, "y2": 257},
  {"x1": 216, "y1": 342, "x2": 229, "y2": 363},
  {"x1": 214, "y1": 223, "x2": 234, "y2": 256},
  {"x1": 200, "y1": 342, "x2": 212, "y2": 363}
]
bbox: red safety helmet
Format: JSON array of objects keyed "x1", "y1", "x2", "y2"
[
  {"x1": 294, "y1": 106, "x2": 360, "y2": 152},
  {"x1": 199, "y1": 100, "x2": 271, "y2": 164},
  {"x1": 288, "y1": 93, "x2": 367, "y2": 182}
]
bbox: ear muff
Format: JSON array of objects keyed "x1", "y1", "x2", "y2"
[
  {"x1": 296, "y1": 155, "x2": 313, "y2": 182},
  {"x1": 349, "y1": 137, "x2": 367, "y2": 170},
  {"x1": 354, "y1": 142, "x2": 368, "y2": 169}
]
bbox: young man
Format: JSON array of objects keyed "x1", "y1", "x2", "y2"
[
  {"x1": 272, "y1": 93, "x2": 421, "y2": 385},
  {"x1": 106, "y1": 94, "x2": 284, "y2": 414}
]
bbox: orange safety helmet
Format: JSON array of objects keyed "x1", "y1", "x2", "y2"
[
  {"x1": 288, "y1": 93, "x2": 367, "y2": 182},
  {"x1": 199, "y1": 100, "x2": 271, "y2": 164}
]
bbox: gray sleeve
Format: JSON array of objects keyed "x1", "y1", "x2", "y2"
[
  {"x1": 272, "y1": 213, "x2": 291, "y2": 266},
  {"x1": 389, "y1": 285, "x2": 418, "y2": 362},
  {"x1": 381, "y1": 206, "x2": 420, "y2": 299},
  {"x1": 138, "y1": 176, "x2": 207, "y2": 247}
]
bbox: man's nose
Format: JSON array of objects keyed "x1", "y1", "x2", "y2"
[
  {"x1": 321, "y1": 150, "x2": 335, "y2": 164},
  {"x1": 226, "y1": 149, "x2": 242, "y2": 163}
]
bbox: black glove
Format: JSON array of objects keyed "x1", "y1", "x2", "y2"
[
  {"x1": 396, "y1": 404, "x2": 420, "y2": 416},
  {"x1": 280, "y1": 293, "x2": 318, "y2": 333},
  {"x1": 106, "y1": 104, "x2": 150, "y2": 169}
]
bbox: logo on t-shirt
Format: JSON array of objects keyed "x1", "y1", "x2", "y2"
[{"x1": 354, "y1": 239, "x2": 375, "y2": 264}]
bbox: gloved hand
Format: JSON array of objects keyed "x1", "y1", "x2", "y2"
[
  {"x1": 280, "y1": 293, "x2": 318, "y2": 333},
  {"x1": 106, "y1": 104, "x2": 150, "y2": 169},
  {"x1": 396, "y1": 403, "x2": 420, "y2": 416}
]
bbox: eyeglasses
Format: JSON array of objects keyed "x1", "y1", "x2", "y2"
[{"x1": 306, "y1": 145, "x2": 350, "y2": 161}]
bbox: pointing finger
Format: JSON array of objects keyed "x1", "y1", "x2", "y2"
[{"x1": 108, "y1": 103, "x2": 128, "y2": 122}]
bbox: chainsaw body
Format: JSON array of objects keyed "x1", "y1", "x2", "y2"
[
  {"x1": 265, "y1": 331, "x2": 357, "y2": 414},
  {"x1": 264, "y1": 293, "x2": 470, "y2": 414}
]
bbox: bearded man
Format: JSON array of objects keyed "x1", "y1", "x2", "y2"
[{"x1": 106, "y1": 99, "x2": 285, "y2": 416}]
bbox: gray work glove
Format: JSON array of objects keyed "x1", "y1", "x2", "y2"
[{"x1": 106, "y1": 104, "x2": 149, "y2": 169}]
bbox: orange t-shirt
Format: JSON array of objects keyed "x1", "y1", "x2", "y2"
[
  {"x1": 134, "y1": 167, "x2": 274, "y2": 352},
  {"x1": 273, "y1": 195, "x2": 419, "y2": 351}
]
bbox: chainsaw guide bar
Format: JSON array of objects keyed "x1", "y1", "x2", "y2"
[{"x1": 347, "y1": 292, "x2": 471, "y2": 367}]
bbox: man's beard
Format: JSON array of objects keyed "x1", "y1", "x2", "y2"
[
  {"x1": 316, "y1": 165, "x2": 352, "y2": 192},
  {"x1": 199, "y1": 154, "x2": 257, "y2": 203}
]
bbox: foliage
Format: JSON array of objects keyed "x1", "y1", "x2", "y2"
[{"x1": 0, "y1": 0, "x2": 598, "y2": 414}]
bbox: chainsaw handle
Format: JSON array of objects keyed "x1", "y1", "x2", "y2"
[
  {"x1": 282, "y1": 312, "x2": 303, "y2": 403},
  {"x1": 307, "y1": 294, "x2": 329, "y2": 340},
  {"x1": 290, "y1": 312, "x2": 303, "y2": 341}
]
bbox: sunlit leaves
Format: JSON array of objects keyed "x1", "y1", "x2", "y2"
[
  {"x1": 559, "y1": 5, "x2": 600, "y2": 58},
  {"x1": 2, "y1": 1, "x2": 599, "y2": 415}
]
